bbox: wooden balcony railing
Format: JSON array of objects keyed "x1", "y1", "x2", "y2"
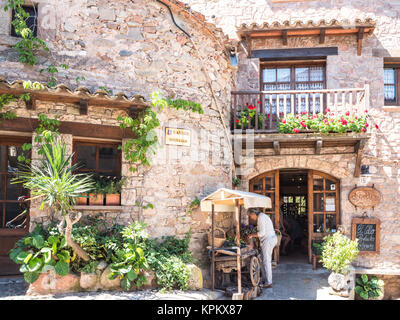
[{"x1": 231, "y1": 85, "x2": 370, "y2": 132}]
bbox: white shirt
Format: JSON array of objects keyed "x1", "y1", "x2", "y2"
[{"x1": 257, "y1": 213, "x2": 276, "y2": 241}]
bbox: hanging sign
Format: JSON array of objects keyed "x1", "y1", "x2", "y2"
[
  {"x1": 351, "y1": 218, "x2": 380, "y2": 254},
  {"x1": 165, "y1": 127, "x2": 191, "y2": 146},
  {"x1": 348, "y1": 186, "x2": 381, "y2": 209}
]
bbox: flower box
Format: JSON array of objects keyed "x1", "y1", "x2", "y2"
[
  {"x1": 106, "y1": 193, "x2": 121, "y2": 206},
  {"x1": 89, "y1": 193, "x2": 104, "y2": 206},
  {"x1": 76, "y1": 194, "x2": 88, "y2": 205}
]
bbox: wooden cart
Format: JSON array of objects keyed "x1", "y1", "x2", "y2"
[{"x1": 201, "y1": 188, "x2": 272, "y2": 300}]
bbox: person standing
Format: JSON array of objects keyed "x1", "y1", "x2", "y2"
[{"x1": 248, "y1": 208, "x2": 278, "y2": 288}]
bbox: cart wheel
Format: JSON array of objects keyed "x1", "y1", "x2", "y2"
[{"x1": 249, "y1": 256, "x2": 261, "y2": 287}]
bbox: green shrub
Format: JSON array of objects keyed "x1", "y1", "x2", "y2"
[
  {"x1": 10, "y1": 225, "x2": 73, "y2": 283},
  {"x1": 320, "y1": 231, "x2": 359, "y2": 275},
  {"x1": 355, "y1": 274, "x2": 384, "y2": 300}
]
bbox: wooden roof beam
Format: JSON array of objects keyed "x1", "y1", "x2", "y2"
[
  {"x1": 354, "y1": 138, "x2": 366, "y2": 177},
  {"x1": 357, "y1": 27, "x2": 365, "y2": 56}
]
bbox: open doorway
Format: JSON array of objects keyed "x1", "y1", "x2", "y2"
[
  {"x1": 249, "y1": 168, "x2": 340, "y2": 265},
  {"x1": 279, "y1": 170, "x2": 308, "y2": 263}
]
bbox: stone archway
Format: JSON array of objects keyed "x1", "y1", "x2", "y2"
[{"x1": 249, "y1": 166, "x2": 342, "y2": 263}]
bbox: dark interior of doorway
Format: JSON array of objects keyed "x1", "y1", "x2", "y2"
[{"x1": 279, "y1": 169, "x2": 308, "y2": 263}]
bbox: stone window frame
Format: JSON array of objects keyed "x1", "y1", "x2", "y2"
[{"x1": 72, "y1": 140, "x2": 122, "y2": 178}]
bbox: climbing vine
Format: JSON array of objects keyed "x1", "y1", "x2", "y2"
[
  {"x1": 117, "y1": 91, "x2": 203, "y2": 172},
  {"x1": 4, "y1": 0, "x2": 49, "y2": 66}
]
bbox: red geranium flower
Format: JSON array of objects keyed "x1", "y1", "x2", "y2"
[
  {"x1": 293, "y1": 128, "x2": 299, "y2": 133},
  {"x1": 326, "y1": 108, "x2": 330, "y2": 112},
  {"x1": 341, "y1": 120, "x2": 348, "y2": 125},
  {"x1": 281, "y1": 119, "x2": 286, "y2": 124},
  {"x1": 365, "y1": 123, "x2": 369, "y2": 127},
  {"x1": 361, "y1": 127, "x2": 366, "y2": 132},
  {"x1": 235, "y1": 119, "x2": 239, "y2": 123},
  {"x1": 364, "y1": 109, "x2": 368, "y2": 113},
  {"x1": 375, "y1": 124, "x2": 379, "y2": 129},
  {"x1": 257, "y1": 101, "x2": 261, "y2": 104},
  {"x1": 345, "y1": 111, "x2": 350, "y2": 116}
]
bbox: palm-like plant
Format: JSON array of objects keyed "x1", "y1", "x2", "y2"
[{"x1": 14, "y1": 138, "x2": 94, "y2": 261}]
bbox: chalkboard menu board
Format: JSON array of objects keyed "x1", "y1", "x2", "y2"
[{"x1": 352, "y1": 218, "x2": 380, "y2": 254}]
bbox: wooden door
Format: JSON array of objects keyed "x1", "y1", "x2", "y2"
[
  {"x1": 0, "y1": 137, "x2": 31, "y2": 275},
  {"x1": 250, "y1": 170, "x2": 280, "y2": 261},
  {"x1": 307, "y1": 170, "x2": 340, "y2": 263}
]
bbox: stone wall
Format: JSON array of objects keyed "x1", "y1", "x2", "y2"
[
  {"x1": 181, "y1": 0, "x2": 400, "y2": 271},
  {"x1": 0, "y1": 0, "x2": 237, "y2": 262}
]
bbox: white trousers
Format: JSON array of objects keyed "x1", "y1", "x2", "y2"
[{"x1": 260, "y1": 235, "x2": 278, "y2": 285}]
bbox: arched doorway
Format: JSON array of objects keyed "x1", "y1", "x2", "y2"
[{"x1": 249, "y1": 169, "x2": 340, "y2": 263}]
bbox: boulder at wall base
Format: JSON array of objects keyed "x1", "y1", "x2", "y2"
[
  {"x1": 26, "y1": 270, "x2": 80, "y2": 296},
  {"x1": 80, "y1": 272, "x2": 101, "y2": 291},
  {"x1": 328, "y1": 272, "x2": 353, "y2": 297},
  {"x1": 99, "y1": 266, "x2": 121, "y2": 290},
  {"x1": 141, "y1": 270, "x2": 157, "y2": 289},
  {"x1": 187, "y1": 264, "x2": 203, "y2": 290}
]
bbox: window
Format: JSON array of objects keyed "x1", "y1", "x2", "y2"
[
  {"x1": 11, "y1": 5, "x2": 38, "y2": 38},
  {"x1": 72, "y1": 141, "x2": 121, "y2": 177},
  {"x1": 261, "y1": 62, "x2": 326, "y2": 114},
  {"x1": 384, "y1": 67, "x2": 398, "y2": 105},
  {"x1": 0, "y1": 139, "x2": 30, "y2": 230}
]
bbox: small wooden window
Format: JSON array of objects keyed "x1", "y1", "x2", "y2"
[
  {"x1": 10, "y1": 5, "x2": 38, "y2": 38},
  {"x1": 384, "y1": 67, "x2": 399, "y2": 105},
  {"x1": 72, "y1": 141, "x2": 121, "y2": 177}
]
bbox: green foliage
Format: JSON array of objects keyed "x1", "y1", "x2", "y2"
[
  {"x1": 278, "y1": 112, "x2": 369, "y2": 134},
  {"x1": 107, "y1": 222, "x2": 149, "y2": 290},
  {"x1": 355, "y1": 274, "x2": 384, "y2": 300},
  {"x1": 117, "y1": 91, "x2": 202, "y2": 172},
  {"x1": 0, "y1": 94, "x2": 18, "y2": 123},
  {"x1": 13, "y1": 138, "x2": 94, "y2": 215},
  {"x1": 187, "y1": 197, "x2": 200, "y2": 215},
  {"x1": 91, "y1": 175, "x2": 126, "y2": 195},
  {"x1": 9, "y1": 225, "x2": 72, "y2": 283},
  {"x1": 4, "y1": 0, "x2": 49, "y2": 66},
  {"x1": 146, "y1": 230, "x2": 194, "y2": 291},
  {"x1": 320, "y1": 231, "x2": 359, "y2": 275},
  {"x1": 232, "y1": 177, "x2": 241, "y2": 187}
]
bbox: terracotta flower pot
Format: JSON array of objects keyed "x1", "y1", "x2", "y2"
[
  {"x1": 106, "y1": 194, "x2": 120, "y2": 206},
  {"x1": 76, "y1": 194, "x2": 88, "y2": 205},
  {"x1": 89, "y1": 193, "x2": 104, "y2": 206}
]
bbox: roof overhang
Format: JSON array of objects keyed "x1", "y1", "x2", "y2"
[
  {"x1": 237, "y1": 18, "x2": 376, "y2": 57},
  {"x1": 0, "y1": 78, "x2": 149, "y2": 117}
]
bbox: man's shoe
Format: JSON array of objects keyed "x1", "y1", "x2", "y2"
[{"x1": 263, "y1": 283, "x2": 273, "y2": 288}]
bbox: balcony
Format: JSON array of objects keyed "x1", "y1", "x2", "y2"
[
  {"x1": 231, "y1": 85, "x2": 370, "y2": 133},
  {"x1": 231, "y1": 85, "x2": 371, "y2": 177}
]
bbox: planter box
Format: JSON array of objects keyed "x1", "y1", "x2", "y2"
[
  {"x1": 89, "y1": 193, "x2": 104, "y2": 206},
  {"x1": 105, "y1": 193, "x2": 120, "y2": 206},
  {"x1": 76, "y1": 194, "x2": 88, "y2": 205}
]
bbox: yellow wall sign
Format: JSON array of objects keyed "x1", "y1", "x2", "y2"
[{"x1": 165, "y1": 127, "x2": 191, "y2": 146}]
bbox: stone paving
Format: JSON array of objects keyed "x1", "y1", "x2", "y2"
[
  {"x1": 0, "y1": 262, "x2": 347, "y2": 300},
  {"x1": 0, "y1": 276, "x2": 223, "y2": 300}
]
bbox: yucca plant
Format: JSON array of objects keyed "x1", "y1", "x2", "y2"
[{"x1": 13, "y1": 136, "x2": 95, "y2": 261}]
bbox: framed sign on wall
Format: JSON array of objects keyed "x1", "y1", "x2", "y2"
[{"x1": 351, "y1": 218, "x2": 380, "y2": 254}]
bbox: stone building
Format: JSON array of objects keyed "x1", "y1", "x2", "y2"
[{"x1": 0, "y1": 0, "x2": 399, "y2": 298}]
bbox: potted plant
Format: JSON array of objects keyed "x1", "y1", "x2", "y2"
[
  {"x1": 89, "y1": 175, "x2": 106, "y2": 205},
  {"x1": 355, "y1": 274, "x2": 385, "y2": 300},
  {"x1": 104, "y1": 176, "x2": 126, "y2": 206},
  {"x1": 320, "y1": 231, "x2": 359, "y2": 296}
]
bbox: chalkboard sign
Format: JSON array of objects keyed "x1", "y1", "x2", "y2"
[{"x1": 352, "y1": 218, "x2": 380, "y2": 254}]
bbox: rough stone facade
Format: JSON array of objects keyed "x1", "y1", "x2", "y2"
[
  {"x1": 0, "y1": 0, "x2": 236, "y2": 264},
  {"x1": 181, "y1": 0, "x2": 400, "y2": 274}
]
